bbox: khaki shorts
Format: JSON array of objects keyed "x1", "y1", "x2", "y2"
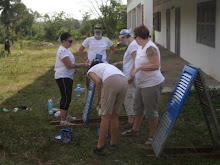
[
  {"x1": 134, "y1": 81, "x2": 164, "y2": 119},
  {"x1": 99, "y1": 75, "x2": 128, "y2": 116}
]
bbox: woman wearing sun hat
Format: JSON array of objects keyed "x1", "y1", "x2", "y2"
[{"x1": 113, "y1": 29, "x2": 139, "y2": 128}]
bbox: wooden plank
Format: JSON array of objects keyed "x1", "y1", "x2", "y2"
[
  {"x1": 147, "y1": 152, "x2": 220, "y2": 158},
  {"x1": 50, "y1": 118, "x2": 101, "y2": 125},
  {"x1": 51, "y1": 115, "x2": 128, "y2": 125},
  {"x1": 144, "y1": 146, "x2": 218, "y2": 151},
  {"x1": 56, "y1": 123, "x2": 99, "y2": 129},
  {"x1": 55, "y1": 121, "x2": 127, "y2": 129}
]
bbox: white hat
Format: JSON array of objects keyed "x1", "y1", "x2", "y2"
[{"x1": 119, "y1": 29, "x2": 132, "y2": 39}]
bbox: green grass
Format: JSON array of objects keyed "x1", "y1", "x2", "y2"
[{"x1": 0, "y1": 41, "x2": 220, "y2": 164}]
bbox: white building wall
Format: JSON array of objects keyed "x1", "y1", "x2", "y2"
[
  {"x1": 154, "y1": 2, "x2": 170, "y2": 47},
  {"x1": 127, "y1": 11, "x2": 131, "y2": 30},
  {"x1": 154, "y1": 0, "x2": 220, "y2": 82},
  {"x1": 144, "y1": 0, "x2": 153, "y2": 36},
  {"x1": 131, "y1": 8, "x2": 136, "y2": 30},
  {"x1": 127, "y1": 0, "x2": 153, "y2": 36},
  {"x1": 136, "y1": 4, "x2": 142, "y2": 26}
]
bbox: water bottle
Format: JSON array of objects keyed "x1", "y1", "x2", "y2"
[
  {"x1": 48, "y1": 99, "x2": 53, "y2": 115},
  {"x1": 75, "y1": 84, "x2": 81, "y2": 97}
]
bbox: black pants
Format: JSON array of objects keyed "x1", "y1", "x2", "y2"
[{"x1": 56, "y1": 78, "x2": 73, "y2": 110}]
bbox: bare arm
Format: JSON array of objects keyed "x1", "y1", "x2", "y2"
[
  {"x1": 113, "y1": 50, "x2": 136, "y2": 67},
  {"x1": 78, "y1": 45, "x2": 88, "y2": 63},
  {"x1": 107, "y1": 45, "x2": 116, "y2": 62},
  {"x1": 112, "y1": 61, "x2": 123, "y2": 66},
  {"x1": 62, "y1": 57, "x2": 88, "y2": 69},
  {"x1": 131, "y1": 50, "x2": 137, "y2": 71},
  {"x1": 130, "y1": 46, "x2": 159, "y2": 78},
  {"x1": 128, "y1": 50, "x2": 137, "y2": 84}
]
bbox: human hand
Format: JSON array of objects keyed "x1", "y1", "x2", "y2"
[
  {"x1": 74, "y1": 68, "x2": 79, "y2": 73},
  {"x1": 107, "y1": 57, "x2": 111, "y2": 62},
  {"x1": 130, "y1": 68, "x2": 138, "y2": 78},
  {"x1": 85, "y1": 59, "x2": 90, "y2": 64},
  {"x1": 84, "y1": 62, "x2": 89, "y2": 68},
  {"x1": 128, "y1": 75, "x2": 134, "y2": 84}
]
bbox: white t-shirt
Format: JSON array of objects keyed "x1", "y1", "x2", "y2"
[
  {"x1": 82, "y1": 36, "x2": 113, "y2": 64},
  {"x1": 135, "y1": 40, "x2": 165, "y2": 88},
  {"x1": 54, "y1": 45, "x2": 75, "y2": 79},
  {"x1": 123, "y1": 40, "x2": 139, "y2": 78},
  {"x1": 87, "y1": 63, "x2": 125, "y2": 82}
]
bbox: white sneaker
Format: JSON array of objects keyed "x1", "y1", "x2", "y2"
[
  {"x1": 60, "y1": 121, "x2": 74, "y2": 125},
  {"x1": 67, "y1": 114, "x2": 76, "y2": 122}
]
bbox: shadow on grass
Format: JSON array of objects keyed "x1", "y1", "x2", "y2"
[
  {"x1": 1, "y1": 48, "x2": 220, "y2": 164},
  {"x1": 0, "y1": 67, "x2": 58, "y2": 110},
  {"x1": 0, "y1": 47, "x2": 126, "y2": 115}
]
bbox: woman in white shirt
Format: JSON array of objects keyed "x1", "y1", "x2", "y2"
[
  {"x1": 122, "y1": 25, "x2": 165, "y2": 145},
  {"x1": 55, "y1": 32, "x2": 88, "y2": 125},
  {"x1": 113, "y1": 29, "x2": 139, "y2": 128},
  {"x1": 87, "y1": 62, "x2": 128, "y2": 155}
]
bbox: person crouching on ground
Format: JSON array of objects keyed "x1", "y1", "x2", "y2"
[
  {"x1": 54, "y1": 32, "x2": 89, "y2": 125},
  {"x1": 122, "y1": 25, "x2": 165, "y2": 145},
  {"x1": 87, "y1": 61, "x2": 128, "y2": 155}
]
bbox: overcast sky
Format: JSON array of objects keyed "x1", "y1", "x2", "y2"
[{"x1": 21, "y1": 0, "x2": 127, "y2": 20}]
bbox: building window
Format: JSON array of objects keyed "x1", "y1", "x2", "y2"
[
  {"x1": 197, "y1": 0, "x2": 216, "y2": 48},
  {"x1": 153, "y1": 12, "x2": 161, "y2": 32}
]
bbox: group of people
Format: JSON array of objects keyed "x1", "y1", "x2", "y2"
[{"x1": 54, "y1": 24, "x2": 165, "y2": 155}]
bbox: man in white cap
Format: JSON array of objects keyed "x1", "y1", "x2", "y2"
[
  {"x1": 78, "y1": 24, "x2": 116, "y2": 64},
  {"x1": 78, "y1": 24, "x2": 116, "y2": 95},
  {"x1": 114, "y1": 29, "x2": 139, "y2": 128}
]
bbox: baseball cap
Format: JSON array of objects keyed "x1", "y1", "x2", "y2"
[{"x1": 119, "y1": 29, "x2": 132, "y2": 39}]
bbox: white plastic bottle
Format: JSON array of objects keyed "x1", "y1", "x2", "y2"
[
  {"x1": 48, "y1": 99, "x2": 53, "y2": 115},
  {"x1": 76, "y1": 84, "x2": 81, "y2": 97}
]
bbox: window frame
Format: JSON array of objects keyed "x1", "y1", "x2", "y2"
[
  {"x1": 196, "y1": 0, "x2": 216, "y2": 48},
  {"x1": 153, "y1": 12, "x2": 161, "y2": 32}
]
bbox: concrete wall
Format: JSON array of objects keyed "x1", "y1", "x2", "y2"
[{"x1": 154, "y1": 0, "x2": 220, "y2": 82}]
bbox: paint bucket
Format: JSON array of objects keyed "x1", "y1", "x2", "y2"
[{"x1": 60, "y1": 128, "x2": 73, "y2": 143}]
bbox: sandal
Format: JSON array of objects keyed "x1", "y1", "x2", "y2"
[
  {"x1": 145, "y1": 137, "x2": 153, "y2": 145},
  {"x1": 121, "y1": 129, "x2": 139, "y2": 136}
]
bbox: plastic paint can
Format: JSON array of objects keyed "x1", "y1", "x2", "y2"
[{"x1": 60, "y1": 128, "x2": 73, "y2": 143}]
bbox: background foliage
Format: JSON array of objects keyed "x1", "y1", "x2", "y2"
[{"x1": 0, "y1": 0, "x2": 127, "y2": 44}]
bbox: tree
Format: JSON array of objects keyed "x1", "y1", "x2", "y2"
[
  {"x1": 0, "y1": 0, "x2": 36, "y2": 42},
  {"x1": 83, "y1": 0, "x2": 127, "y2": 38},
  {"x1": 13, "y1": 4, "x2": 35, "y2": 37},
  {"x1": 0, "y1": 0, "x2": 20, "y2": 41},
  {"x1": 42, "y1": 12, "x2": 81, "y2": 41},
  {"x1": 99, "y1": 0, "x2": 127, "y2": 38}
]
